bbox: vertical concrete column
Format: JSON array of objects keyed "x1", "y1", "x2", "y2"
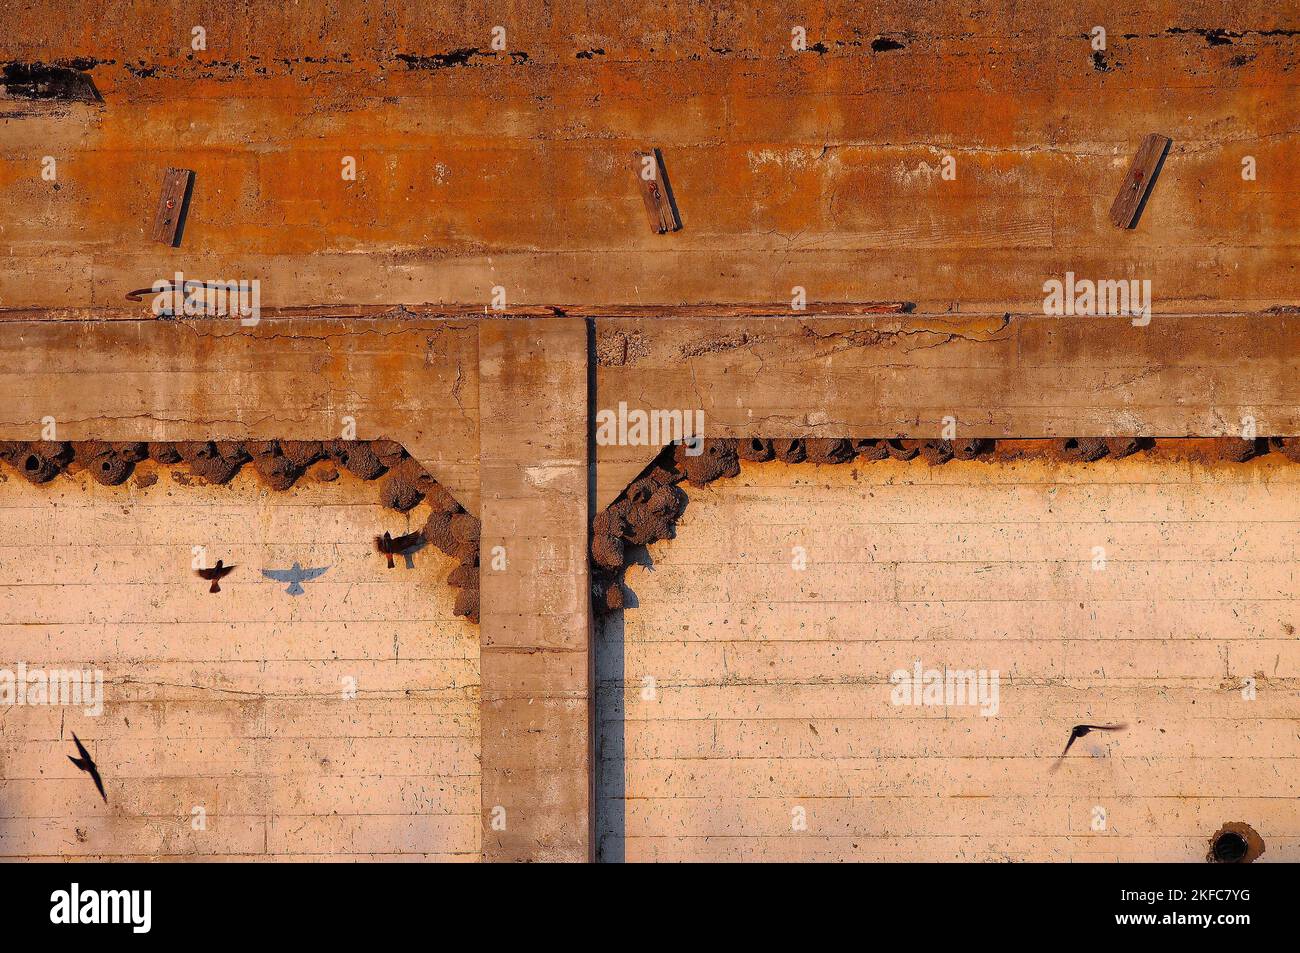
[{"x1": 478, "y1": 317, "x2": 593, "y2": 862}]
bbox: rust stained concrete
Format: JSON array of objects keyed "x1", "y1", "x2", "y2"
[{"x1": 2, "y1": 1, "x2": 1299, "y2": 312}]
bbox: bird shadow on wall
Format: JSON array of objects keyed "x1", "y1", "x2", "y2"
[
  {"x1": 595, "y1": 609, "x2": 627, "y2": 863},
  {"x1": 594, "y1": 509, "x2": 688, "y2": 863}
]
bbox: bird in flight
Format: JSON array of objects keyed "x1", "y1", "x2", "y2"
[
  {"x1": 375, "y1": 531, "x2": 423, "y2": 569},
  {"x1": 195, "y1": 559, "x2": 235, "y2": 593},
  {"x1": 1051, "y1": 723, "x2": 1127, "y2": 771},
  {"x1": 261, "y1": 562, "x2": 330, "y2": 595},
  {"x1": 68, "y1": 733, "x2": 107, "y2": 803}
]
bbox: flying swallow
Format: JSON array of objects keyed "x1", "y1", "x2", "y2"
[
  {"x1": 195, "y1": 559, "x2": 235, "y2": 593},
  {"x1": 261, "y1": 562, "x2": 331, "y2": 595},
  {"x1": 1051, "y1": 723, "x2": 1128, "y2": 771},
  {"x1": 68, "y1": 733, "x2": 107, "y2": 803},
  {"x1": 375, "y1": 531, "x2": 422, "y2": 569}
]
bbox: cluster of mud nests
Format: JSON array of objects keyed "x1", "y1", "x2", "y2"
[
  {"x1": 0, "y1": 440, "x2": 480, "y2": 623},
  {"x1": 590, "y1": 435, "x2": 1300, "y2": 613}
]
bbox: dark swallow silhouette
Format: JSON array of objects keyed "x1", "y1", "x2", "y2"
[
  {"x1": 261, "y1": 562, "x2": 330, "y2": 595},
  {"x1": 1051, "y1": 723, "x2": 1128, "y2": 771},
  {"x1": 195, "y1": 559, "x2": 235, "y2": 593},
  {"x1": 375, "y1": 531, "x2": 422, "y2": 569},
  {"x1": 68, "y1": 733, "x2": 107, "y2": 803}
]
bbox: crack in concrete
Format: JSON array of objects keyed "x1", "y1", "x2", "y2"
[{"x1": 796, "y1": 313, "x2": 1012, "y2": 355}]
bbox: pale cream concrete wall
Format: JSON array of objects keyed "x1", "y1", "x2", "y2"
[
  {"x1": 600, "y1": 456, "x2": 1300, "y2": 861},
  {"x1": 0, "y1": 462, "x2": 478, "y2": 861}
]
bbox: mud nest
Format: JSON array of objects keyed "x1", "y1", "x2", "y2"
[
  {"x1": 0, "y1": 439, "x2": 480, "y2": 625},
  {"x1": 419, "y1": 480, "x2": 481, "y2": 625},
  {"x1": 589, "y1": 434, "x2": 1300, "y2": 614}
]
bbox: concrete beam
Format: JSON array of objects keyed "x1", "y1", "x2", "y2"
[
  {"x1": 594, "y1": 311, "x2": 1300, "y2": 507},
  {"x1": 478, "y1": 317, "x2": 592, "y2": 862},
  {"x1": 0, "y1": 316, "x2": 481, "y2": 511},
  {"x1": 5, "y1": 1, "x2": 1300, "y2": 315}
]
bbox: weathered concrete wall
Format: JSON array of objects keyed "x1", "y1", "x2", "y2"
[
  {"x1": 600, "y1": 453, "x2": 1300, "y2": 861},
  {"x1": 3, "y1": 0, "x2": 1299, "y2": 863},
  {"x1": 0, "y1": 463, "x2": 478, "y2": 860},
  {"x1": 2, "y1": 1, "x2": 1298, "y2": 312},
  {"x1": 1, "y1": 311, "x2": 1298, "y2": 861}
]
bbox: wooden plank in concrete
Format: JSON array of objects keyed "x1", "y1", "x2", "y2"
[
  {"x1": 148, "y1": 167, "x2": 195, "y2": 246},
  {"x1": 1109, "y1": 134, "x2": 1171, "y2": 228},
  {"x1": 631, "y1": 149, "x2": 680, "y2": 234},
  {"x1": 478, "y1": 317, "x2": 591, "y2": 862}
]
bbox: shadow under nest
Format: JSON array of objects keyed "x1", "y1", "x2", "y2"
[
  {"x1": 0, "y1": 439, "x2": 481, "y2": 623},
  {"x1": 590, "y1": 434, "x2": 1300, "y2": 614}
]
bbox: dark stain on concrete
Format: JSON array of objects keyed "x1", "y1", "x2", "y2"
[
  {"x1": 396, "y1": 49, "x2": 483, "y2": 70},
  {"x1": 1, "y1": 61, "x2": 102, "y2": 101},
  {"x1": 871, "y1": 37, "x2": 907, "y2": 52}
]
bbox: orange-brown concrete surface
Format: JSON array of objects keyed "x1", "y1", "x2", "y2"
[
  {"x1": 594, "y1": 311, "x2": 1300, "y2": 506},
  {"x1": 0, "y1": 315, "x2": 482, "y2": 509},
  {"x1": 2, "y1": 1, "x2": 1298, "y2": 313}
]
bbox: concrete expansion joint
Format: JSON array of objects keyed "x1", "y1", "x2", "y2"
[{"x1": 485, "y1": 645, "x2": 588, "y2": 655}]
